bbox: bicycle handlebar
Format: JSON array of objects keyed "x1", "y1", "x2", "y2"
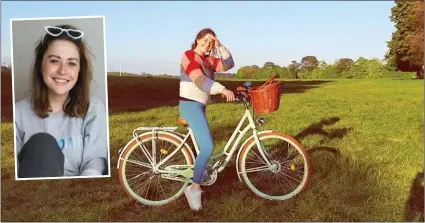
[
  {"x1": 220, "y1": 87, "x2": 247, "y2": 99},
  {"x1": 236, "y1": 87, "x2": 247, "y2": 92},
  {"x1": 221, "y1": 90, "x2": 249, "y2": 103}
]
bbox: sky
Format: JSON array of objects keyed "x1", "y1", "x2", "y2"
[{"x1": 2, "y1": 1, "x2": 396, "y2": 75}]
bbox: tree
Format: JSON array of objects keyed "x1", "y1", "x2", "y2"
[
  {"x1": 263, "y1": 61, "x2": 277, "y2": 69},
  {"x1": 300, "y1": 56, "x2": 319, "y2": 73},
  {"x1": 318, "y1": 60, "x2": 328, "y2": 69},
  {"x1": 346, "y1": 57, "x2": 384, "y2": 79},
  {"x1": 335, "y1": 58, "x2": 354, "y2": 74},
  {"x1": 410, "y1": 1, "x2": 424, "y2": 78},
  {"x1": 236, "y1": 65, "x2": 261, "y2": 79},
  {"x1": 259, "y1": 68, "x2": 276, "y2": 79},
  {"x1": 385, "y1": 0, "x2": 424, "y2": 78},
  {"x1": 276, "y1": 66, "x2": 292, "y2": 79},
  {"x1": 261, "y1": 62, "x2": 279, "y2": 78},
  {"x1": 288, "y1": 60, "x2": 301, "y2": 79}
]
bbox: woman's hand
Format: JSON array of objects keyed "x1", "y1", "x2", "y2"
[
  {"x1": 222, "y1": 89, "x2": 235, "y2": 102},
  {"x1": 212, "y1": 35, "x2": 221, "y2": 48}
]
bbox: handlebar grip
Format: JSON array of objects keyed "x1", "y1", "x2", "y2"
[{"x1": 236, "y1": 87, "x2": 247, "y2": 92}]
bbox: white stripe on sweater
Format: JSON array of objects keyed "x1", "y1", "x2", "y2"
[{"x1": 180, "y1": 81, "x2": 225, "y2": 104}]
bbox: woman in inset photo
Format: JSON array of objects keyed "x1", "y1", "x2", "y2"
[{"x1": 14, "y1": 24, "x2": 109, "y2": 179}]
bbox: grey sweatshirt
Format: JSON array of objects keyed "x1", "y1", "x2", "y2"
[{"x1": 15, "y1": 96, "x2": 108, "y2": 176}]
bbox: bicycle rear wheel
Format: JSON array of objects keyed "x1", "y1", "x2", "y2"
[
  {"x1": 238, "y1": 132, "x2": 311, "y2": 200},
  {"x1": 118, "y1": 132, "x2": 194, "y2": 206}
]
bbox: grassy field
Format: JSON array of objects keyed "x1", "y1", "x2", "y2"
[{"x1": 1, "y1": 77, "x2": 424, "y2": 221}]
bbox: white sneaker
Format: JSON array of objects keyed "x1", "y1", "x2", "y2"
[{"x1": 184, "y1": 185, "x2": 203, "y2": 211}]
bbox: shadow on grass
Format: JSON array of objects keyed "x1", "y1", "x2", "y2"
[
  {"x1": 0, "y1": 114, "x2": 409, "y2": 222},
  {"x1": 405, "y1": 171, "x2": 424, "y2": 222},
  {"x1": 202, "y1": 117, "x2": 352, "y2": 201},
  {"x1": 108, "y1": 117, "x2": 415, "y2": 221},
  {"x1": 293, "y1": 117, "x2": 352, "y2": 179},
  {"x1": 294, "y1": 117, "x2": 353, "y2": 142},
  {"x1": 290, "y1": 116, "x2": 352, "y2": 162}
]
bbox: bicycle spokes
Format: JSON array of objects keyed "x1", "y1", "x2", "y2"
[
  {"x1": 253, "y1": 134, "x2": 274, "y2": 168},
  {"x1": 242, "y1": 136, "x2": 308, "y2": 198},
  {"x1": 121, "y1": 135, "x2": 192, "y2": 204}
]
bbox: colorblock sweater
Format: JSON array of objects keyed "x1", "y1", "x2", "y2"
[{"x1": 180, "y1": 45, "x2": 234, "y2": 104}]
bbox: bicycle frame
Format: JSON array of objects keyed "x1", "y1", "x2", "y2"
[
  {"x1": 154, "y1": 106, "x2": 273, "y2": 175},
  {"x1": 118, "y1": 94, "x2": 274, "y2": 183}
]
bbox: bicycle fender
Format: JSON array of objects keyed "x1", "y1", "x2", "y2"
[
  {"x1": 235, "y1": 130, "x2": 274, "y2": 181},
  {"x1": 117, "y1": 131, "x2": 195, "y2": 169},
  {"x1": 117, "y1": 133, "x2": 146, "y2": 169}
]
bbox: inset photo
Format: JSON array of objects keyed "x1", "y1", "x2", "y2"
[{"x1": 10, "y1": 16, "x2": 110, "y2": 180}]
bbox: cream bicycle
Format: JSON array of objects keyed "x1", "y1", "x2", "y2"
[{"x1": 117, "y1": 76, "x2": 311, "y2": 206}]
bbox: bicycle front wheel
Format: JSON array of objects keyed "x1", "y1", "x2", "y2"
[
  {"x1": 118, "y1": 132, "x2": 194, "y2": 206},
  {"x1": 238, "y1": 132, "x2": 311, "y2": 200}
]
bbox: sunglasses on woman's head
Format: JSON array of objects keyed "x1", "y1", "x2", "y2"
[{"x1": 42, "y1": 26, "x2": 84, "y2": 43}]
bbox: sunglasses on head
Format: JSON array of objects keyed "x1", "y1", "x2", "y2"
[{"x1": 42, "y1": 26, "x2": 84, "y2": 43}]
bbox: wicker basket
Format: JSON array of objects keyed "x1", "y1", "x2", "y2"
[{"x1": 248, "y1": 75, "x2": 282, "y2": 114}]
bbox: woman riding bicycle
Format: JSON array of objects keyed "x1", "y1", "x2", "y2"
[{"x1": 179, "y1": 28, "x2": 235, "y2": 211}]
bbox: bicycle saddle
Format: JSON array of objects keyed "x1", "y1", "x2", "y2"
[{"x1": 177, "y1": 117, "x2": 189, "y2": 127}]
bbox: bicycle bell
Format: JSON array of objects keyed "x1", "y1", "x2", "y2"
[{"x1": 243, "y1": 82, "x2": 252, "y2": 89}]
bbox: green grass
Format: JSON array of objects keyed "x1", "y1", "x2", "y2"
[{"x1": 1, "y1": 78, "x2": 424, "y2": 221}]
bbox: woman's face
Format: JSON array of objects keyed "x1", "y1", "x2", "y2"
[
  {"x1": 196, "y1": 33, "x2": 215, "y2": 55},
  {"x1": 41, "y1": 39, "x2": 80, "y2": 98}
]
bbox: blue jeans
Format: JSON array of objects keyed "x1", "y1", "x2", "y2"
[{"x1": 179, "y1": 100, "x2": 214, "y2": 184}]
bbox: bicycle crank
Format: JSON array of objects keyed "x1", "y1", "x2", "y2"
[{"x1": 200, "y1": 165, "x2": 218, "y2": 186}]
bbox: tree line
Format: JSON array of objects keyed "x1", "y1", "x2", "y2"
[
  {"x1": 236, "y1": 0, "x2": 423, "y2": 80},
  {"x1": 235, "y1": 57, "x2": 403, "y2": 79}
]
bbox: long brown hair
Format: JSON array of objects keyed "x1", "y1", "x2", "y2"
[
  {"x1": 191, "y1": 28, "x2": 217, "y2": 56},
  {"x1": 31, "y1": 24, "x2": 93, "y2": 118}
]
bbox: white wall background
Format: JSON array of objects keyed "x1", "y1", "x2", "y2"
[{"x1": 11, "y1": 16, "x2": 107, "y2": 104}]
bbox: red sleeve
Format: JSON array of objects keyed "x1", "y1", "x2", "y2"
[{"x1": 182, "y1": 50, "x2": 202, "y2": 76}]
